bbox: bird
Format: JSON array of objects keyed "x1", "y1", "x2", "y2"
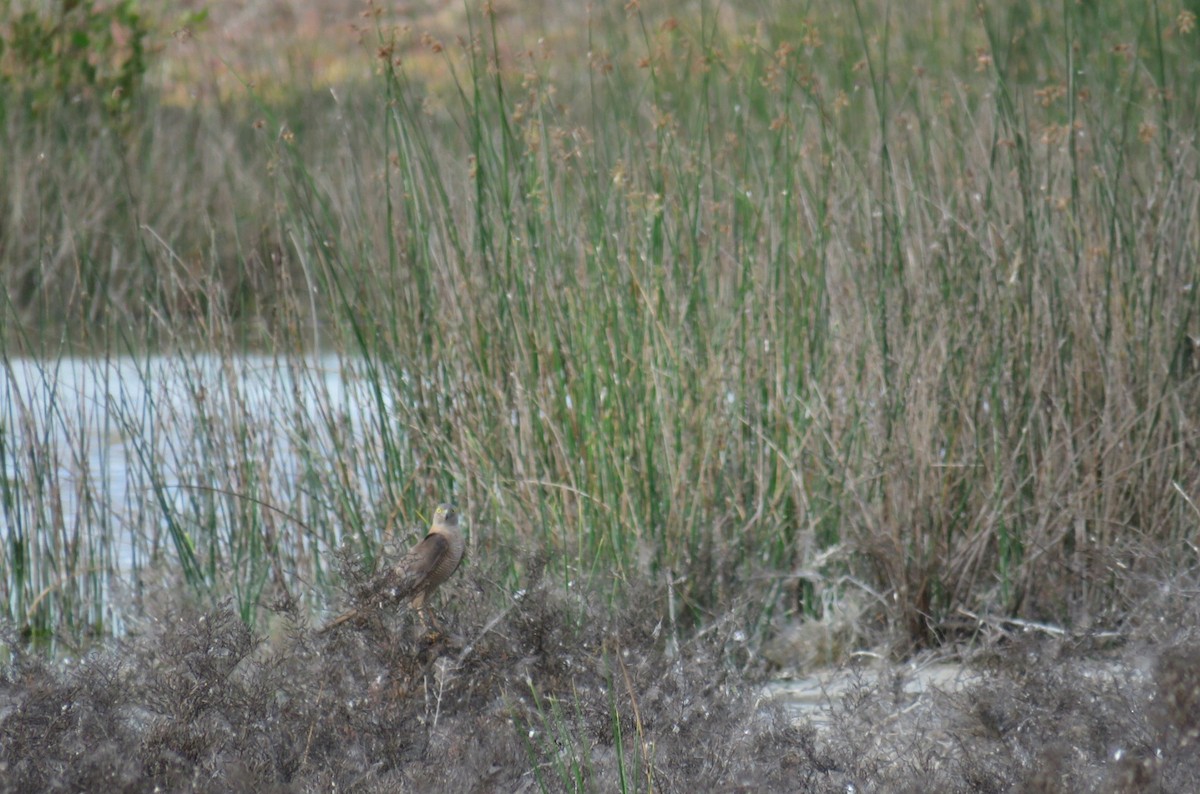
[{"x1": 319, "y1": 503, "x2": 465, "y2": 634}]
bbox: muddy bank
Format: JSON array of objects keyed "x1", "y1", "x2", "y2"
[{"x1": 2, "y1": 564, "x2": 1198, "y2": 792}]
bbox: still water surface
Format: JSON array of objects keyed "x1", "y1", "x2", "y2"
[{"x1": 0, "y1": 353, "x2": 393, "y2": 589}]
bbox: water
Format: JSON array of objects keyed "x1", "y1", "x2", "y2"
[{"x1": 0, "y1": 352, "x2": 397, "y2": 632}]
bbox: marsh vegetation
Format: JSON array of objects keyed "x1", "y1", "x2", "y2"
[{"x1": 1, "y1": 0, "x2": 1198, "y2": 789}]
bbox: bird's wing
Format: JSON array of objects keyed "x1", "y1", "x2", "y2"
[
  {"x1": 388, "y1": 532, "x2": 452, "y2": 595},
  {"x1": 318, "y1": 533, "x2": 456, "y2": 633}
]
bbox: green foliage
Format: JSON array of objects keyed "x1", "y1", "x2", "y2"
[{"x1": 0, "y1": 0, "x2": 151, "y2": 117}]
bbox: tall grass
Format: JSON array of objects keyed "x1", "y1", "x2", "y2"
[{"x1": 0, "y1": 0, "x2": 1197, "y2": 653}]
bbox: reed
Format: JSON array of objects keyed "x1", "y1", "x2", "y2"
[{"x1": 0, "y1": 0, "x2": 1196, "y2": 657}]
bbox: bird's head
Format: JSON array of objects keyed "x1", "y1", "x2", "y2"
[{"x1": 433, "y1": 503, "x2": 459, "y2": 529}]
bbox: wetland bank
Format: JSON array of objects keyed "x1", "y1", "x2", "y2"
[{"x1": 2, "y1": 0, "x2": 1199, "y2": 789}]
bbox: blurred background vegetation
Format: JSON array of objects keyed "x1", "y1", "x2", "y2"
[{"x1": 0, "y1": 0, "x2": 1197, "y2": 657}]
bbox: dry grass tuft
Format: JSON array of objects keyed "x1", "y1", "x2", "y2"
[{"x1": 4, "y1": 564, "x2": 1200, "y2": 790}]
